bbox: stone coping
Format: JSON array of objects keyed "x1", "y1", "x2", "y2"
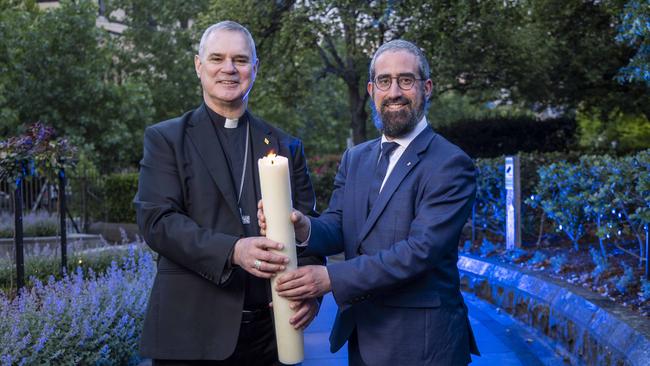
[
  {"x1": 0, "y1": 234, "x2": 103, "y2": 257},
  {"x1": 0, "y1": 233, "x2": 101, "y2": 244},
  {"x1": 458, "y1": 254, "x2": 650, "y2": 366}
]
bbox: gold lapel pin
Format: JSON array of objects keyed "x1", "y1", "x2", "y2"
[{"x1": 264, "y1": 137, "x2": 270, "y2": 145}]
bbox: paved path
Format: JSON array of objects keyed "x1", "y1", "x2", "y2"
[{"x1": 302, "y1": 292, "x2": 567, "y2": 366}]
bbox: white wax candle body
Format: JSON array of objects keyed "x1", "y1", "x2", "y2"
[{"x1": 258, "y1": 154, "x2": 304, "y2": 365}]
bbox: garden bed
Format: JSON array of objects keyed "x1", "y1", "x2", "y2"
[{"x1": 461, "y1": 238, "x2": 650, "y2": 317}]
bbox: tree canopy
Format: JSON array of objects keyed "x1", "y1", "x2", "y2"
[{"x1": 1, "y1": 0, "x2": 648, "y2": 172}]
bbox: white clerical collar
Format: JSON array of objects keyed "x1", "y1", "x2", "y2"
[
  {"x1": 224, "y1": 118, "x2": 239, "y2": 129},
  {"x1": 381, "y1": 116, "x2": 428, "y2": 149}
]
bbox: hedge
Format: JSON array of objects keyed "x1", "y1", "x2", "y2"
[
  {"x1": 103, "y1": 173, "x2": 138, "y2": 223},
  {"x1": 437, "y1": 116, "x2": 577, "y2": 158}
]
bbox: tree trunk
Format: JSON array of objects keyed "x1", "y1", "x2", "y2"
[{"x1": 347, "y1": 79, "x2": 367, "y2": 145}]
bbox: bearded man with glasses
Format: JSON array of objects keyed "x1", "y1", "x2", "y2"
[{"x1": 261, "y1": 39, "x2": 481, "y2": 365}]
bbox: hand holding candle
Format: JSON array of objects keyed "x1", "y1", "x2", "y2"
[{"x1": 258, "y1": 153, "x2": 304, "y2": 365}]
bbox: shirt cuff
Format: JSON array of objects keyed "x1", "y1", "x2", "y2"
[{"x1": 296, "y1": 225, "x2": 311, "y2": 247}]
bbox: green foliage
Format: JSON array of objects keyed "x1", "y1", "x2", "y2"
[
  {"x1": 473, "y1": 158, "x2": 506, "y2": 238},
  {"x1": 616, "y1": 0, "x2": 650, "y2": 86},
  {"x1": 0, "y1": 0, "x2": 154, "y2": 172},
  {"x1": 103, "y1": 173, "x2": 139, "y2": 223},
  {"x1": 529, "y1": 159, "x2": 596, "y2": 250},
  {"x1": 472, "y1": 151, "x2": 648, "y2": 253},
  {"x1": 106, "y1": 0, "x2": 207, "y2": 122},
  {"x1": 427, "y1": 92, "x2": 536, "y2": 128},
  {"x1": 308, "y1": 155, "x2": 340, "y2": 212},
  {"x1": 0, "y1": 243, "x2": 144, "y2": 292},
  {"x1": 437, "y1": 116, "x2": 576, "y2": 158},
  {"x1": 577, "y1": 106, "x2": 650, "y2": 153}
]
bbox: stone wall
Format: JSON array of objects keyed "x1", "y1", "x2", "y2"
[{"x1": 458, "y1": 255, "x2": 650, "y2": 366}]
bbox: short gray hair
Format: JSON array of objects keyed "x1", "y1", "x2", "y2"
[
  {"x1": 368, "y1": 40, "x2": 430, "y2": 82},
  {"x1": 198, "y1": 21, "x2": 257, "y2": 61}
]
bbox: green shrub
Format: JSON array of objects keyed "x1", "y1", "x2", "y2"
[
  {"x1": 308, "y1": 155, "x2": 340, "y2": 213},
  {"x1": 577, "y1": 106, "x2": 650, "y2": 153},
  {"x1": 104, "y1": 172, "x2": 138, "y2": 223},
  {"x1": 436, "y1": 116, "x2": 577, "y2": 158}
]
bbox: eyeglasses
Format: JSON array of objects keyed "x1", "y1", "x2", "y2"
[{"x1": 373, "y1": 74, "x2": 424, "y2": 91}]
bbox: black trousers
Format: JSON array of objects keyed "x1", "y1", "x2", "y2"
[{"x1": 153, "y1": 310, "x2": 283, "y2": 366}]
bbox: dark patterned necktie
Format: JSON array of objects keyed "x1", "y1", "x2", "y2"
[{"x1": 368, "y1": 141, "x2": 399, "y2": 213}]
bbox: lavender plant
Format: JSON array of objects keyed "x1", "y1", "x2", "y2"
[
  {"x1": 0, "y1": 246, "x2": 155, "y2": 365},
  {"x1": 0, "y1": 211, "x2": 58, "y2": 238},
  {"x1": 1, "y1": 241, "x2": 147, "y2": 296}
]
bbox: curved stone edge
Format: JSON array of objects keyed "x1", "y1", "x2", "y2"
[{"x1": 458, "y1": 254, "x2": 650, "y2": 366}]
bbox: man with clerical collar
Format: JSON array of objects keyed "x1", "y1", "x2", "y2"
[{"x1": 134, "y1": 20, "x2": 323, "y2": 366}]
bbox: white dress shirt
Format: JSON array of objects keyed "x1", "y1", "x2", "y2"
[{"x1": 379, "y1": 116, "x2": 428, "y2": 191}]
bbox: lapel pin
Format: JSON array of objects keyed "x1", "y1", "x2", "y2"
[
  {"x1": 407, "y1": 162, "x2": 412, "y2": 166},
  {"x1": 264, "y1": 137, "x2": 270, "y2": 145}
]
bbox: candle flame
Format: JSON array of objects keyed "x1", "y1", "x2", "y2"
[{"x1": 266, "y1": 150, "x2": 276, "y2": 159}]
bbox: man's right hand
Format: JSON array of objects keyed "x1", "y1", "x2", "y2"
[
  {"x1": 232, "y1": 237, "x2": 289, "y2": 279},
  {"x1": 257, "y1": 200, "x2": 311, "y2": 242}
]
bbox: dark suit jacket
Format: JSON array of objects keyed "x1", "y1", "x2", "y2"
[
  {"x1": 306, "y1": 126, "x2": 479, "y2": 365},
  {"x1": 134, "y1": 104, "x2": 320, "y2": 360}
]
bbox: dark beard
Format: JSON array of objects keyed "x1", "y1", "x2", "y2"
[{"x1": 379, "y1": 97, "x2": 419, "y2": 138}]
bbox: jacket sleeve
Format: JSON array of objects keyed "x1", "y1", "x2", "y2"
[{"x1": 134, "y1": 125, "x2": 239, "y2": 285}]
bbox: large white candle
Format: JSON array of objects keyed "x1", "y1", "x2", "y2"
[{"x1": 258, "y1": 153, "x2": 304, "y2": 365}]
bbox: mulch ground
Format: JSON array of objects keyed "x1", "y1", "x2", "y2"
[{"x1": 461, "y1": 235, "x2": 650, "y2": 317}]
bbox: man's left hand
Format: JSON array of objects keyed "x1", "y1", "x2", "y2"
[
  {"x1": 276, "y1": 265, "x2": 331, "y2": 300},
  {"x1": 289, "y1": 299, "x2": 320, "y2": 330}
]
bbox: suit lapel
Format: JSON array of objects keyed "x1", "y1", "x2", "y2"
[
  {"x1": 249, "y1": 113, "x2": 279, "y2": 200},
  {"x1": 185, "y1": 104, "x2": 240, "y2": 219},
  {"x1": 353, "y1": 141, "x2": 379, "y2": 230},
  {"x1": 357, "y1": 127, "x2": 435, "y2": 244}
]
